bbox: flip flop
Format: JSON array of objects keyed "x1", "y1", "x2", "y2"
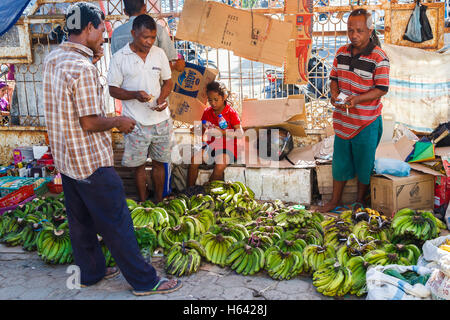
[
  {"x1": 329, "y1": 205, "x2": 350, "y2": 214},
  {"x1": 132, "y1": 277, "x2": 183, "y2": 296}
]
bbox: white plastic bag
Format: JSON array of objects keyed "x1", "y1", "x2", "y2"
[
  {"x1": 422, "y1": 235, "x2": 450, "y2": 263},
  {"x1": 426, "y1": 256, "x2": 450, "y2": 300},
  {"x1": 445, "y1": 204, "x2": 450, "y2": 230},
  {"x1": 366, "y1": 264, "x2": 432, "y2": 300}
]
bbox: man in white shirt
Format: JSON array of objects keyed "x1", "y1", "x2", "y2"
[{"x1": 108, "y1": 14, "x2": 173, "y2": 203}]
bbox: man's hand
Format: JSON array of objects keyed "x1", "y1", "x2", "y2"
[
  {"x1": 92, "y1": 47, "x2": 104, "y2": 65},
  {"x1": 154, "y1": 99, "x2": 168, "y2": 112},
  {"x1": 171, "y1": 59, "x2": 186, "y2": 72},
  {"x1": 115, "y1": 116, "x2": 136, "y2": 134},
  {"x1": 134, "y1": 91, "x2": 154, "y2": 103},
  {"x1": 344, "y1": 95, "x2": 360, "y2": 109},
  {"x1": 330, "y1": 92, "x2": 341, "y2": 108}
]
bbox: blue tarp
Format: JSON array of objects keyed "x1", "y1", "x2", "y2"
[{"x1": 0, "y1": 0, "x2": 32, "y2": 37}]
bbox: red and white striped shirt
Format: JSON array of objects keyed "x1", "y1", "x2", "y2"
[{"x1": 329, "y1": 41, "x2": 390, "y2": 139}]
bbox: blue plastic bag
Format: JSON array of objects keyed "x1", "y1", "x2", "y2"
[{"x1": 374, "y1": 158, "x2": 411, "y2": 177}]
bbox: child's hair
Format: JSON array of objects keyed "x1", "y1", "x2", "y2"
[{"x1": 206, "y1": 81, "x2": 230, "y2": 104}]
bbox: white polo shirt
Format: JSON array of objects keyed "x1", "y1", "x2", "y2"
[{"x1": 107, "y1": 43, "x2": 172, "y2": 126}]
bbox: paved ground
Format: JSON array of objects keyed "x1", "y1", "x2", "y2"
[{"x1": 0, "y1": 244, "x2": 363, "y2": 300}]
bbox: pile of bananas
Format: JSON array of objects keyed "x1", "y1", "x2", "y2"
[
  {"x1": 165, "y1": 241, "x2": 205, "y2": 277},
  {"x1": 200, "y1": 232, "x2": 236, "y2": 267},
  {"x1": 36, "y1": 221, "x2": 73, "y2": 264},
  {"x1": 302, "y1": 244, "x2": 336, "y2": 273},
  {"x1": 438, "y1": 238, "x2": 450, "y2": 253},
  {"x1": 312, "y1": 258, "x2": 353, "y2": 297},
  {"x1": 391, "y1": 208, "x2": 446, "y2": 242},
  {"x1": 225, "y1": 241, "x2": 265, "y2": 275}
]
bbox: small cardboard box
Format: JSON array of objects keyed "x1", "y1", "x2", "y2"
[
  {"x1": 370, "y1": 171, "x2": 435, "y2": 218},
  {"x1": 177, "y1": 0, "x2": 294, "y2": 67},
  {"x1": 316, "y1": 164, "x2": 358, "y2": 205},
  {"x1": 168, "y1": 62, "x2": 218, "y2": 124}
]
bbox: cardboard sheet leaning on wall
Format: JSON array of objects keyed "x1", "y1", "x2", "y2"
[
  {"x1": 176, "y1": 0, "x2": 294, "y2": 67},
  {"x1": 381, "y1": 43, "x2": 450, "y2": 134}
]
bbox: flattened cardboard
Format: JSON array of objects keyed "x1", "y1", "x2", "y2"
[
  {"x1": 168, "y1": 62, "x2": 218, "y2": 124},
  {"x1": 241, "y1": 96, "x2": 305, "y2": 128},
  {"x1": 284, "y1": 0, "x2": 313, "y2": 14},
  {"x1": 370, "y1": 170, "x2": 435, "y2": 217},
  {"x1": 176, "y1": 0, "x2": 294, "y2": 67}
]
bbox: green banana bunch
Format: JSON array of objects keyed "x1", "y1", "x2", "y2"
[
  {"x1": 264, "y1": 246, "x2": 305, "y2": 280},
  {"x1": 302, "y1": 244, "x2": 336, "y2": 273},
  {"x1": 209, "y1": 222, "x2": 249, "y2": 241},
  {"x1": 157, "y1": 218, "x2": 200, "y2": 250},
  {"x1": 247, "y1": 232, "x2": 275, "y2": 250},
  {"x1": 191, "y1": 209, "x2": 216, "y2": 233},
  {"x1": 274, "y1": 208, "x2": 313, "y2": 227},
  {"x1": 321, "y1": 216, "x2": 353, "y2": 230},
  {"x1": 312, "y1": 258, "x2": 353, "y2": 297},
  {"x1": 352, "y1": 219, "x2": 390, "y2": 242},
  {"x1": 225, "y1": 241, "x2": 265, "y2": 275},
  {"x1": 126, "y1": 198, "x2": 139, "y2": 212},
  {"x1": 363, "y1": 249, "x2": 411, "y2": 266},
  {"x1": 391, "y1": 209, "x2": 440, "y2": 241},
  {"x1": 383, "y1": 243, "x2": 421, "y2": 265},
  {"x1": 346, "y1": 256, "x2": 368, "y2": 296},
  {"x1": 165, "y1": 242, "x2": 202, "y2": 277},
  {"x1": 276, "y1": 238, "x2": 307, "y2": 254},
  {"x1": 200, "y1": 232, "x2": 236, "y2": 267},
  {"x1": 324, "y1": 224, "x2": 353, "y2": 248},
  {"x1": 282, "y1": 228, "x2": 324, "y2": 246},
  {"x1": 37, "y1": 224, "x2": 73, "y2": 265},
  {"x1": 131, "y1": 207, "x2": 169, "y2": 230}
]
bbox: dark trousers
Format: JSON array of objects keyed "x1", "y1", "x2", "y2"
[{"x1": 61, "y1": 167, "x2": 159, "y2": 290}]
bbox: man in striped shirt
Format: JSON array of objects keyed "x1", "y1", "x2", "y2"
[{"x1": 318, "y1": 9, "x2": 390, "y2": 213}]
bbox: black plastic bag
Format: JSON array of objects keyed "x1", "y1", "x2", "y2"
[
  {"x1": 428, "y1": 122, "x2": 450, "y2": 148},
  {"x1": 403, "y1": 0, "x2": 433, "y2": 43}
]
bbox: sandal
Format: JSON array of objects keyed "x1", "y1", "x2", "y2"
[
  {"x1": 80, "y1": 267, "x2": 120, "y2": 288},
  {"x1": 132, "y1": 277, "x2": 182, "y2": 296},
  {"x1": 329, "y1": 205, "x2": 350, "y2": 214}
]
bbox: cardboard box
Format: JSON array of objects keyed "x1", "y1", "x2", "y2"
[
  {"x1": 370, "y1": 171, "x2": 435, "y2": 218},
  {"x1": 176, "y1": 0, "x2": 294, "y2": 67},
  {"x1": 168, "y1": 62, "x2": 218, "y2": 124},
  {"x1": 241, "y1": 95, "x2": 306, "y2": 137}
]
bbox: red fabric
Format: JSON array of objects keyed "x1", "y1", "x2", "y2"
[{"x1": 201, "y1": 103, "x2": 241, "y2": 158}]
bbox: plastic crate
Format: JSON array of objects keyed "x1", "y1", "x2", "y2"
[
  {"x1": 0, "y1": 194, "x2": 36, "y2": 215},
  {"x1": 0, "y1": 184, "x2": 34, "y2": 208},
  {"x1": 48, "y1": 182, "x2": 63, "y2": 194}
]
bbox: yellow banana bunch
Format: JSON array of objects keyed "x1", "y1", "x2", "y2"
[
  {"x1": 346, "y1": 256, "x2": 369, "y2": 296},
  {"x1": 302, "y1": 244, "x2": 336, "y2": 273},
  {"x1": 165, "y1": 242, "x2": 202, "y2": 276},
  {"x1": 363, "y1": 249, "x2": 411, "y2": 266}
]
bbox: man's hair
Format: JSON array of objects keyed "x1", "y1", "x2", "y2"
[
  {"x1": 349, "y1": 8, "x2": 381, "y2": 46},
  {"x1": 124, "y1": 0, "x2": 145, "y2": 16},
  {"x1": 349, "y1": 8, "x2": 373, "y2": 29},
  {"x1": 65, "y1": 2, "x2": 105, "y2": 36},
  {"x1": 132, "y1": 14, "x2": 157, "y2": 32}
]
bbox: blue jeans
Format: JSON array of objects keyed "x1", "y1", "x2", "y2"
[{"x1": 61, "y1": 167, "x2": 159, "y2": 290}]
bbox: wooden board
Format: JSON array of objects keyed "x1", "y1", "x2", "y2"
[{"x1": 384, "y1": 3, "x2": 445, "y2": 50}]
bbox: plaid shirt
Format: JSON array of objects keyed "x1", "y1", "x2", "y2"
[{"x1": 43, "y1": 42, "x2": 113, "y2": 180}]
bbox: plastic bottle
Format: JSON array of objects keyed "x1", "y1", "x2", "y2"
[
  {"x1": 218, "y1": 114, "x2": 228, "y2": 129},
  {"x1": 202, "y1": 120, "x2": 214, "y2": 129}
]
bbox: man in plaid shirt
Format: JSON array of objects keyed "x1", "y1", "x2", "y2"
[{"x1": 43, "y1": 2, "x2": 181, "y2": 296}]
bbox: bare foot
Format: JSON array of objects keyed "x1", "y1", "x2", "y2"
[
  {"x1": 313, "y1": 202, "x2": 342, "y2": 213},
  {"x1": 157, "y1": 278, "x2": 179, "y2": 290}
]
